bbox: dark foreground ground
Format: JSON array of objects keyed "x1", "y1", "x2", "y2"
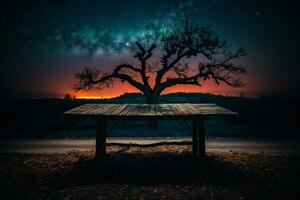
[{"x1": 0, "y1": 145, "x2": 299, "y2": 200}]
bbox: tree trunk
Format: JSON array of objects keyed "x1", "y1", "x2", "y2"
[
  {"x1": 145, "y1": 92, "x2": 160, "y2": 129},
  {"x1": 145, "y1": 92, "x2": 160, "y2": 104}
]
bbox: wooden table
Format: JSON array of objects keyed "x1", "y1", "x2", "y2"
[{"x1": 65, "y1": 103, "x2": 237, "y2": 158}]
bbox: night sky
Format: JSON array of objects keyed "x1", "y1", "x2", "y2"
[{"x1": 0, "y1": 0, "x2": 299, "y2": 98}]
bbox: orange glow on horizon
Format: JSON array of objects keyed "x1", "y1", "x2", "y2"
[
  {"x1": 30, "y1": 58, "x2": 264, "y2": 99},
  {"x1": 66, "y1": 76, "x2": 259, "y2": 99},
  {"x1": 56, "y1": 68, "x2": 261, "y2": 99},
  {"x1": 76, "y1": 96, "x2": 113, "y2": 99}
]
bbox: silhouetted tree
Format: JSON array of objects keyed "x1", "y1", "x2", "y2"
[
  {"x1": 64, "y1": 93, "x2": 75, "y2": 101},
  {"x1": 75, "y1": 19, "x2": 246, "y2": 104}
]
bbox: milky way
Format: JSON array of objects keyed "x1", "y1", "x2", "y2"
[{"x1": 0, "y1": 0, "x2": 299, "y2": 98}]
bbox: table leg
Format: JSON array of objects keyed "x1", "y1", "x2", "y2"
[
  {"x1": 192, "y1": 119, "x2": 198, "y2": 158},
  {"x1": 198, "y1": 118, "x2": 205, "y2": 157},
  {"x1": 96, "y1": 117, "x2": 107, "y2": 158},
  {"x1": 193, "y1": 117, "x2": 206, "y2": 158},
  {"x1": 197, "y1": 117, "x2": 205, "y2": 157}
]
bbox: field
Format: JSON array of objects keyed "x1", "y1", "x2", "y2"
[
  {"x1": 1, "y1": 93, "x2": 299, "y2": 199},
  {"x1": 0, "y1": 144, "x2": 299, "y2": 199}
]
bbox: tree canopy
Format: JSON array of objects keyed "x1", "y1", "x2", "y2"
[{"x1": 75, "y1": 19, "x2": 246, "y2": 103}]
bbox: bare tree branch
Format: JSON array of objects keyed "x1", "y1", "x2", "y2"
[
  {"x1": 134, "y1": 42, "x2": 157, "y2": 93},
  {"x1": 153, "y1": 19, "x2": 245, "y2": 93},
  {"x1": 74, "y1": 64, "x2": 144, "y2": 92}
]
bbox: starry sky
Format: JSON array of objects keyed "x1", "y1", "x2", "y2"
[{"x1": 0, "y1": 0, "x2": 299, "y2": 98}]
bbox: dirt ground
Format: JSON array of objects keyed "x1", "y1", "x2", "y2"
[{"x1": 0, "y1": 144, "x2": 299, "y2": 199}]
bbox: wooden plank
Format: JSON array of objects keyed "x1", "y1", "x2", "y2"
[
  {"x1": 155, "y1": 104, "x2": 161, "y2": 116},
  {"x1": 79, "y1": 104, "x2": 103, "y2": 115},
  {"x1": 64, "y1": 105, "x2": 82, "y2": 114},
  {"x1": 142, "y1": 104, "x2": 151, "y2": 116},
  {"x1": 168, "y1": 104, "x2": 179, "y2": 116},
  {"x1": 119, "y1": 104, "x2": 132, "y2": 116},
  {"x1": 136, "y1": 104, "x2": 142, "y2": 116},
  {"x1": 173, "y1": 103, "x2": 201, "y2": 116},
  {"x1": 186, "y1": 103, "x2": 203, "y2": 115},
  {"x1": 65, "y1": 103, "x2": 237, "y2": 117},
  {"x1": 140, "y1": 104, "x2": 147, "y2": 116},
  {"x1": 172, "y1": 104, "x2": 185, "y2": 115},
  {"x1": 89, "y1": 104, "x2": 115, "y2": 115},
  {"x1": 150, "y1": 104, "x2": 156, "y2": 116},
  {"x1": 136, "y1": 104, "x2": 143, "y2": 115},
  {"x1": 120, "y1": 104, "x2": 136, "y2": 116},
  {"x1": 102, "y1": 104, "x2": 120, "y2": 115},
  {"x1": 174, "y1": 104, "x2": 192, "y2": 115},
  {"x1": 176, "y1": 104, "x2": 188, "y2": 115},
  {"x1": 191, "y1": 104, "x2": 237, "y2": 115},
  {"x1": 84, "y1": 104, "x2": 106, "y2": 115},
  {"x1": 146, "y1": 104, "x2": 152, "y2": 116},
  {"x1": 167, "y1": 104, "x2": 174, "y2": 115},
  {"x1": 159, "y1": 104, "x2": 170, "y2": 116},
  {"x1": 130, "y1": 104, "x2": 139, "y2": 116},
  {"x1": 109, "y1": 104, "x2": 128, "y2": 115},
  {"x1": 64, "y1": 104, "x2": 95, "y2": 115}
]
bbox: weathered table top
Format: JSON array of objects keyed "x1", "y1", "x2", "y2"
[{"x1": 65, "y1": 103, "x2": 237, "y2": 119}]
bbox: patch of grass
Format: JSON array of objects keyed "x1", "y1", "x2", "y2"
[{"x1": 0, "y1": 145, "x2": 299, "y2": 199}]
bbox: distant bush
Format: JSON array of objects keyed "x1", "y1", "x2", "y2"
[{"x1": 64, "y1": 94, "x2": 76, "y2": 101}]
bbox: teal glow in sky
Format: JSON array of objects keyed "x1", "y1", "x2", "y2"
[{"x1": 0, "y1": 0, "x2": 299, "y2": 98}]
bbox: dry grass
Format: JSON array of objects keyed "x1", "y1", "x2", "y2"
[{"x1": 0, "y1": 145, "x2": 299, "y2": 199}]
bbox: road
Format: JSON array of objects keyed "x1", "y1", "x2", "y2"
[{"x1": 0, "y1": 137, "x2": 299, "y2": 154}]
